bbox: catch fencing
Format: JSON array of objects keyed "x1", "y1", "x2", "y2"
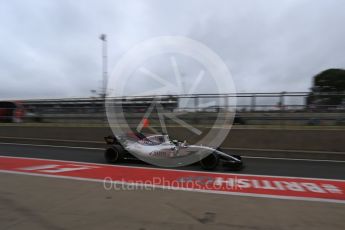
[{"x1": 1, "y1": 92, "x2": 344, "y2": 126}]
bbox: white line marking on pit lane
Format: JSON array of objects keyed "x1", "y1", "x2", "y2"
[
  {"x1": 222, "y1": 147, "x2": 345, "y2": 155},
  {"x1": 0, "y1": 136, "x2": 103, "y2": 143},
  {"x1": 1, "y1": 142, "x2": 345, "y2": 163},
  {"x1": 241, "y1": 156, "x2": 345, "y2": 163},
  {"x1": 0, "y1": 169, "x2": 344, "y2": 204},
  {"x1": 19, "y1": 164, "x2": 99, "y2": 173},
  {"x1": 0, "y1": 142, "x2": 103, "y2": 150}
]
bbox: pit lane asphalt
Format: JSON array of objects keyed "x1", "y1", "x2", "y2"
[{"x1": 0, "y1": 142, "x2": 344, "y2": 180}]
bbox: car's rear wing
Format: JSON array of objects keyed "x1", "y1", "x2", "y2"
[
  {"x1": 104, "y1": 135, "x2": 118, "y2": 145},
  {"x1": 104, "y1": 131, "x2": 146, "y2": 145}
]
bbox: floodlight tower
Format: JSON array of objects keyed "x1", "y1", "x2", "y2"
[{"x1": 99, "y1": 34, "x2": 108, "y2": 99}]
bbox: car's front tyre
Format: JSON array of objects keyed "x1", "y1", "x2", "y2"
[
  {"x1": 200, "y1": 153, "x2": 219, "y2": 170},
  {"x1": 223, "y1": 155, "x2": 244, "y2": 171}
]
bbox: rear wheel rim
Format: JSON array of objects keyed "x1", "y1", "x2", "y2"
[{"x1": 106, "y1": 148, "x2": 119, "y2": 162}]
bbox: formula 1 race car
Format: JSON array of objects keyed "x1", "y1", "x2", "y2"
[{"x1": 104, "y1": 132, "x2": 244, "y2": 170}]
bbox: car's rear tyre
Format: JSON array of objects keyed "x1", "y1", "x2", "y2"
[
  {"x1": 200, "y1": 153, "x2": 219, "y2": 170},
  {"x1": 105, "y1": 145, "x2": 124, "y2": 163}
]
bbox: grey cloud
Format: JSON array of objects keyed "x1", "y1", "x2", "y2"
[{"x1": 0, "y1": 0, "x2": 344, "y2": 99}]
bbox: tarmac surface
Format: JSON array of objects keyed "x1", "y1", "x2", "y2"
[{"x1": 1, "y1": 173, "x2": 344, "y2": 230}]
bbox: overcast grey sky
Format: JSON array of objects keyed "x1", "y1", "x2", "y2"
[{"x1": 0, "y1": 0, "x2": 344, "y2": 99}]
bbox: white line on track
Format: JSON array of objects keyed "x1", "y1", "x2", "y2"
[
  {"x1": 1, "y1": 142, "x2": 345, "y2": 163},
  {"x1": 222, "y1": 147, "x2": 345, "y2": 155},
  {"x1": 0, "y1": 142, "x2": 103, "y2": 150},
  {"x1": 242, "y1": 156, "x2": 345, "y2": 163},
  {"x1": 0, "y1": 136, "x2": 103, "y2": 143}
]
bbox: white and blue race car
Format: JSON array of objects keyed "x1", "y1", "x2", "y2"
[{"x1": 104, "y1": 132, "x2": 243, "y2": 170}]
